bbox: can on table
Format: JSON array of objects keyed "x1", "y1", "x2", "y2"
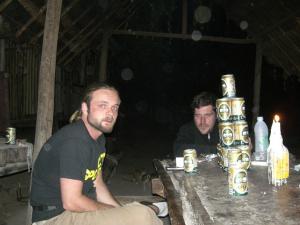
[
  {"x1": 221, "y1": 74, "x2": 236, "y2": 98},
  {"x1": 234, "y1": 120, "x2": 249, "y2": 146},
  {"x1": 228, "y1": 166, "x2": 248, "y2": 196},
  {"x1": 227, "y1": 148, "x2": 242, "y2": 166},
  {"x1": 218, "y1": 122, "x2": 235, "y2": 147},
  {"x1": 237, "y1": 145, "x2": 251, "y2": 170},
  {"x1": 230, "y1": 97, "x2": 246, "y2": 121},
  {"x1": 183, "y1": 149, "x2": 198, "y2": 173},
  {"x1": 216, "y1": 98, "x2": 232, "y2": 122},
  {"x1": 6, "y1": 127, "x2": 16, "y2": 145},
  {"x1": 217, "y1": 144, "x2": 229, "y2": 170}
]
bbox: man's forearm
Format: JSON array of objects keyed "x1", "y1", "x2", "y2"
[
  {"x1": 95, "y1": 173, "x2": 120, "y2": 207},
  {"x1": 63, "y1": 194, "x2": 115, "y2": 212}
]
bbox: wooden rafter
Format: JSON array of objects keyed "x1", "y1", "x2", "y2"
[
  {"x1": 57, "y1": 16, "x2": 99, "y2": 56},
  {"x1": 29, "y1": 0, "x2": 82, "y2": 44},
  {"x1": 59, "y1": 1, "x2": 151, "y2": 65},
  {"x1": 58, "y1": 5, "x2": 93, "y2": 40},
  {"x1": 16, "y1": 4, "x2": 46, "y2": 38},
  {"x1": 17, "y1": 0, "x2": 45, "y2": 25},
  {"x1": 58, "y1": 0, "x2": 129, "y2": 58},
  {"x1": 113, "y1": 30, "x2": 255, "y2": 44},
  {"x1": 0, "y1": 0, "x2": 13, "y2": 13}
]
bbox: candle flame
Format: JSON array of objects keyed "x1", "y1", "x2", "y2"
[{"x1": 274, "y1": 114, "x2": 280, "y2": 122}]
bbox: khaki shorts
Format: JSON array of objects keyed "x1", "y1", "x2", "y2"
[{"x1": 32, "y1": 202, "x2": 162, "y2": 225}]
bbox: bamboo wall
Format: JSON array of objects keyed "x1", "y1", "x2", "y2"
[
  {"x1": 5, "y1": 42, "x2": 40, "y2": 122},
  {"x1": 5, "y1": 41, "x2": 99, "y2": 126}
]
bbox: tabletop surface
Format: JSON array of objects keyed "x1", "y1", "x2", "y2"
[{"x1": 154, "y1": 159, "x2": 300, "y2": 225}]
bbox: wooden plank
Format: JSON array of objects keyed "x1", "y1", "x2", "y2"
[
  {"x1": 157, "y1": 159, "x2": 300, "y2": 225},
  {"x1": 252, "y1": 41, "x2": 262, "y2": 128},
  {"x1": 151, "y1": 178, "x2": 166, "y2": 198},
  {"x1": 153, "y1": 159, "x2": 185, "y2": 225},
  {"x1": 181, "y1": 0, "x2": 187, "y2": 34},
  {"x1": 113, "y1": 30, "x2": 255, "y2": 44}
]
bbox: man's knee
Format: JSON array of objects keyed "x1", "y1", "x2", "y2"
[{"x1": 124, "y1": 203, "x2": 162, "y2": 225}]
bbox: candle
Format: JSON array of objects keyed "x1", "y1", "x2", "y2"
[
  {"x1": 270, "y1": 115, "x2": 281, "y2": 139},
  {"x1": 268, "y1": 114, "x2": 289, "y2": 186}
]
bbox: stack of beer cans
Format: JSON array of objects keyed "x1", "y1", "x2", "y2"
[{"x1": 216, "y1": 74, "x2": 251, "y2": 196}]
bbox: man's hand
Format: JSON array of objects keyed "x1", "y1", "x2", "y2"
[
  {"x1": 60, "y1": 178, "x2": 115, "y2": 212},
  {"x1": 94, "y1": 172, "x2": 120, "y2": 207}
]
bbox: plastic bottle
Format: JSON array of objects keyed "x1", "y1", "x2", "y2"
[{"x1": 254, "y1": 116, "x2": 269, "y2": 161}]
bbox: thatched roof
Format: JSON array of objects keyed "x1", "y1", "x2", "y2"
[
  {"x1": 224, "y1": 0, "x2": 300, "y2": 79},
  {"x1": 1, "y1": 0, "x2": 299, "y2": 78}
]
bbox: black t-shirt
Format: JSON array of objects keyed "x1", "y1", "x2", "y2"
[
  {"x1": 173, "y1": 121, "x2": 219, "y2": 157},
  {"x1": 30, "y1": 120, "x2": 106, "y2": 222}
]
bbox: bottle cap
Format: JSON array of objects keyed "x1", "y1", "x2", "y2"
[{"x1": 257, "y1": 116, "x2": 263, "y2": 121}]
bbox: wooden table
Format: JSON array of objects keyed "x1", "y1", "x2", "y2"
[
  {"x1": 153, "y1": 159, "x2": 300, "y2": 225},
  {"x1": 0, "y1": 142, "x2": 33, "y2": 176}
]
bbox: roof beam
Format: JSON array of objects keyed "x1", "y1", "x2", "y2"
[
  {"x1": 16, "y1": 4, "x2": 46, "y2": 38},
  {"x1": 17, "y1": 0, "x2": 45, "y2": 25},
  {"x1": 0, "y1": 0, "x2": 13, "y2": 13},
  {"x1": 29, "y1": 0, "x2": 81, "y2": 43},
  {"x1": 112, "y1": 30, "x2": 255, "y2": 44}
]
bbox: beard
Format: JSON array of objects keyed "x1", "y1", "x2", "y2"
[{"x1": 87, "y1": 116, "x2": 115, "y2": 133}]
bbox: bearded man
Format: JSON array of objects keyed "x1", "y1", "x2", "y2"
[
  {"x1": 173, "y1": 92, "x2": 219, "y2": 157},
  {"x1": 31, "y1": 83, "x2": 163, "y2": 225}
]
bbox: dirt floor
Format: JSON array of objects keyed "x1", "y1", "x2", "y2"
[{"x1": 0, "y1": 117, "x2": 174, "y2": 225}]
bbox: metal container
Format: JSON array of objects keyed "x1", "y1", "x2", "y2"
[
  {"x1": 234, "y1": 120, "x2": 249, "y2": 145},
  {"x1": 237, "y1": 145, "x2": 251, "y2": 170},
  {"x1": 218, "y1": 122, "x2": 234, "y2": 147},
  {"x1": 231, "y1": 97, "x2": 246, "y2": 121},
  {"x1": 183, "y1": 149, "x2": 198, "y2": 173},
  {"x1": 217, "y1": 144, "x2": 229, "y2": 170},
  {"x1": 221, "y1": 74, "x2": 236, "y2": 97},
  {"x1": 6, "y1": 127, "x2": 16, "y2": 145},
  {"x1": 216, "y1": 98, "x2": 231, "y2": 122},
  {"x1": 227, "y1": 148, "x2": 242, "y2": 167},
  {"x1": 228, "y1": 167, "x2": 248, "y2": 196}
]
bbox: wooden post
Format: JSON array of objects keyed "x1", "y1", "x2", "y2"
[
  {"x1": 28, "y1": 0, "x2": 63, "y2": 223},
  {"x1": 99, "y1": 34, "x2": 109, "y2": 82},
  {"x1": 182, "y1": 0, "x2": 188, "y2": 34},
  {"x1": 33, "y1": 0, "x2": 62, "y2": 160},
  {"x1": 252, "y1": 41, "x2": 263, "y2": 128}
]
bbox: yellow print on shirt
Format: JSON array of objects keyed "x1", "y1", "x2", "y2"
[{"x1": 84, "y1": 152, "x2": 106, "y2": 181}]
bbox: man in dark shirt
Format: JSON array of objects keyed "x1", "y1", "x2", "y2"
[
  {"x1": 173, "y1": 92, "x2": 219, "y2": 157},
  {"x1": 31, "y1": 83, "x2": 163, "y2": 225}
]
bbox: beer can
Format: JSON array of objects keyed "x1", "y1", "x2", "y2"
[
  {"x1": 228, "y1": 147, "x2": 251, "y2": 170},
  {"x1": 237, "y1": 145, "x2": 251, "y2": 170},
  {"x1": 228, "y1": 167, "x2": 248, "y2": 196},
  {"x1": 6, "y1": 127, "x2": 16, "y2": 145},
  {"x1": 230, "y1": 97, "x2": 246, "y2": 121},
  {"x1": 183, "y1": 149, "x2": 197, "y2": 173},
  {"x1": 234, "y1": 120, "x2": 249, "y2": 145},
  {"x1": 216, "y1": 98, "x2": 231, "y2": 122},
  {"x1": 218, "y1": 122, "x2": 234, "y2": 147},
  {"x1": 221, "y1": 74, "x2": 236, "y2": 97},
  {"x1": 227, "y1": 148, "x2": 241, "y2": 165},
  {"x1": 217, "y1": 144, "x2": 229, "y2": 170}
]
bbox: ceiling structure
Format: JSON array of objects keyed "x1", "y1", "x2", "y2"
[{"x1": 0, "y1": 0, "x2": 299, "y2": 78}]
